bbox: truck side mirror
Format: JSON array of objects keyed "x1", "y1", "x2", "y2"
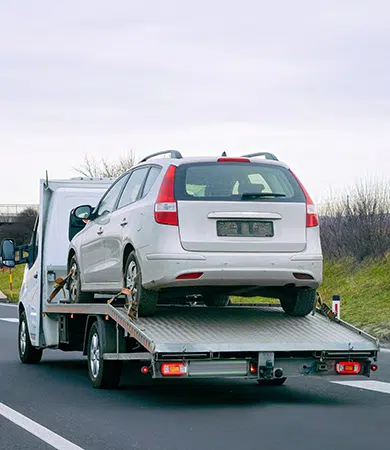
[
  {"x1": 0, "y1": 239, "x2": 16, "y2": 268},
  {"x1": 73, "y1": 205, "x2": 93, "y2": 220}
]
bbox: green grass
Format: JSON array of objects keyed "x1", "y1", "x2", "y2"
[
  {"x1": 233, "y1": 255, "x2": 390, "y2": 338},
  {"x1": 0, "y1": 265, "x2": 25, "y2": 300}
]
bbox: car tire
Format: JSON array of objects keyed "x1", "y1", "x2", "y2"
[
  {"x1": 87, "y1": 321, "x2": 122, "y2": 389},
  {"x1": 124, "y1": 252, "x2": 158, "y2": 317},
  {"x1": 19, "y1": 312, "x2": 43, "y2": 364},
  {"x1": 202, "y1": 294, "x2": 231, "y2": 307},
  {"x1": 69, "y1": 256, "x2": 94, "y2": 303},
  {"x1": 279, "y1": 288, "x2": 317, "y2": 317}
]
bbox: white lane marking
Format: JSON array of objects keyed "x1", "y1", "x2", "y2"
[
  {"x1": 0, "y1": 318, "x2": 18, "y2": 323},
  {"x1": 0, "y1": 402, "x2": 84, "y2": 450},
  {"x1": 381, "y1": 348, "x2": 390, "y2": 353},
  {"x1": 331, "y1": 380, "x2": 390, "y2": 394},
  {"x1": 0, "y1": 303, "x2": 18, "y2": 308}
]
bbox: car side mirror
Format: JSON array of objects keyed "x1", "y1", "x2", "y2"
[
  {"x1": 73, "y1": 205, "x2": 94, "y2": 220},
  {"x1": 0, "y1": 239, "x2": 16, "y2": 268}
]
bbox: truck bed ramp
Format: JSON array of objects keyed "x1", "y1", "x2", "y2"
[{"x1": 45, "y1": 303, "x2": 378, "y2": 354}]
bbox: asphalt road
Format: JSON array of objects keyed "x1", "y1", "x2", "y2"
[{"x1": 1, "y1": 303, "x2": 390, "y2": 450}]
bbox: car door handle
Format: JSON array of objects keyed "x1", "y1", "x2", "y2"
[
  {"x1": 120, "y1": 219, "x2": 128, "y2": 227},
  {"x1": 97, "y1": 228, "x2": 104, "y2": 235}
]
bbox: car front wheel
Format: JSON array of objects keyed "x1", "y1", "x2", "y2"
[
  {"x1": 124, "y1": 252, "x2": 158, "y2": 317},
  {"x1": 68, "y1": 256, "x2": 94, "y2": 303}
]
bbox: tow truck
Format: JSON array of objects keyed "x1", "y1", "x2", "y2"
[{"x1": 0, "y1": 177, "x2": 380, "y2": 389}]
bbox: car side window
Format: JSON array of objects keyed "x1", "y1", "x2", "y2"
[
  {"x1": 140, "y1": 166, "x2": 161, "y2": 198},
  {"x1": 96, "y1": 175, "x2": 129, "y2": 217},
  {"x1": 117, "y1": 167, "x2": 149, "y2": 209}
]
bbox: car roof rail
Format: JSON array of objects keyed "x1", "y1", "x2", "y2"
[
  {"x1": 139, "y1": 149, "x2": 183, "y2": 163},
  {"x1": 241, "y1": 152, "x2": 278, "y2": 161}
]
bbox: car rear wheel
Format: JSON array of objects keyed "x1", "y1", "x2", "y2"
[
  {"x1": 124, "y1": 252, "x2": 158, "y2": 317},
  {"x1": 202, "y1": 294, "x2": 231, "y2": 307},
  {"x1": 68, "y1": 256, "x2": 94, "y2": 303},
  {"x1": 279, "y1": 288, "x2": 317, "y2": 317}
]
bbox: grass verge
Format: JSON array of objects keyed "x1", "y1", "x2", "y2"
[{"x1": 0, "y1": 265, "x2": 25, "y2": 300}]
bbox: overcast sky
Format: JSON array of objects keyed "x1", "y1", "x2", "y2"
[{"x1": 1, "y1": 0, "x2": 389, "y2": 205}]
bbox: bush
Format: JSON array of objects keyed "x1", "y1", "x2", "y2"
[
  {"x1": 0, "y1": 207, "x2": 38, "y2": 246},
  {"x1": 320, "y1": 180, "x2": 390, "y2": 261}
]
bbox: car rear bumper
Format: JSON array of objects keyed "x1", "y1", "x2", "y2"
[{"x1": 142, "y1": 252, "x2": 323, "y2": 290}]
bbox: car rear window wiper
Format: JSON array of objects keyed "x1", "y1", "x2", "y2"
[{"x1": 241, "y1": 192, "x2": 287, "y2": 199}]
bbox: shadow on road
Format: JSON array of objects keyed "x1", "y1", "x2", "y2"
[{"x1": 12, "y1": 356, "x2": 351, "y2": 409}]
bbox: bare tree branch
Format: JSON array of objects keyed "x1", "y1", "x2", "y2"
[{"x1": 74, "y1": 150, "x2": 137, "y2": 178}]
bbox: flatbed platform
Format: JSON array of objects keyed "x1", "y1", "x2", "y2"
[{"x1": 44, "y1": 303, "x2": 379, "y2": 355}]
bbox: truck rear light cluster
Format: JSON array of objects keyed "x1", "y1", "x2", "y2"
[
  {"x1": 160, "y1": 362, "x2": 187, "y2": 376},
  {"x1": 336, "y1": 361, "x2": 361, "y2": 375},
  {"x1": 289, "y1": 170, "x2": 319, "y2": 228},
  {"x1": 154, "y1": 165, "x2": 178, "y2": 226}
]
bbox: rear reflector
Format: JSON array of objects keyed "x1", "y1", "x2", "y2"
[
  {"x1": 371, "y1": 364, "x2": 378, "y2": 372},
  {"x1": 154, "y1": 165, "x2": 178, "y2": 226},
  {"x1": 336, "y1": 361, "x2": 361, "y2": 375},
  {"x1": 161, "y1": 362, "x2": 187, "y2": 376},
  {"x1": 293, "y1": 273, "x2": 314, "y2": 280},
  {"x1": 176, "y1": 272, "x2": 203, "y2": 280},
  {"x1": 217, "y1": 157, "x2": 250, "y2": 162}
]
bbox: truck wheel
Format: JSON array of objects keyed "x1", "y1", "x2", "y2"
[
  {"x1": 203, "y1": 294, "x2": 231, "y2": 307},
  {"x1": 257, "y1": 378, "x2": 287, "y2": 386},
  {"x1": 280, "y1": 288, "x2": 316, "y2": 317},
  {"x1": 19, "y1": 312, "x2": 43, "y2": 364},
  {"x1": 69, "y1": 256, "x2": 94, "y2": 303},
  {"x1": 124, "y1": 252, "x2": 158, "y2": 317},
  {"x1": 87, "y1": 321, "x2": 122, "y2": 389}
]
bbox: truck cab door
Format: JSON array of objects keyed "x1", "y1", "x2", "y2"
[{"x1": 18, "y1": 219, "x2": 41, "y2": 346}]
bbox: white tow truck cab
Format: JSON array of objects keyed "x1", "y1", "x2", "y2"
[{"x1": 0, "y1": 177, "x2": 380, "y2": 389}]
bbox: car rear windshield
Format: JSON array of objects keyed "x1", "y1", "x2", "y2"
[{"x1": 174, "y1": 162, "x2": 306, "y2": 202}]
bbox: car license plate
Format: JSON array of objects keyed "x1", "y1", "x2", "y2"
[{"x1": 216, "y1": 220, "x2": 274, "y2": 237}]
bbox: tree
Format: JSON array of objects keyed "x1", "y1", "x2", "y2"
[
  {"x1": 0, "y1": 207, "x2": 38, "y2": 246},
  {"x1": 75, "y1": 150, "x2": 137, "y2": 178}
]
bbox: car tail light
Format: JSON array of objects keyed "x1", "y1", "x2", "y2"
[
  {"x1": 249, "y1": 362, "x2": 258, "y2": 374},
  {"x1": 336, "y1": 361, "x2": 361, "y2": 375},
  {"x1": 289, "y1": 170, "x2": 319, "y2": 228},
  {"x1": 176, "y1": 272, "x2": 204, "y2": 280},
  {"x1": 371, "y1": 364, "x2": 378, "y2": 372},
  {"x1": 154, "y1": 165, "x2": 178, "y2": 226},
  {"x1": 217, "y1": 157, "x2": 250, "y2": 162},
  {"x1": 160, "y1": 362, "x2": 187, "y2": 376}
]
